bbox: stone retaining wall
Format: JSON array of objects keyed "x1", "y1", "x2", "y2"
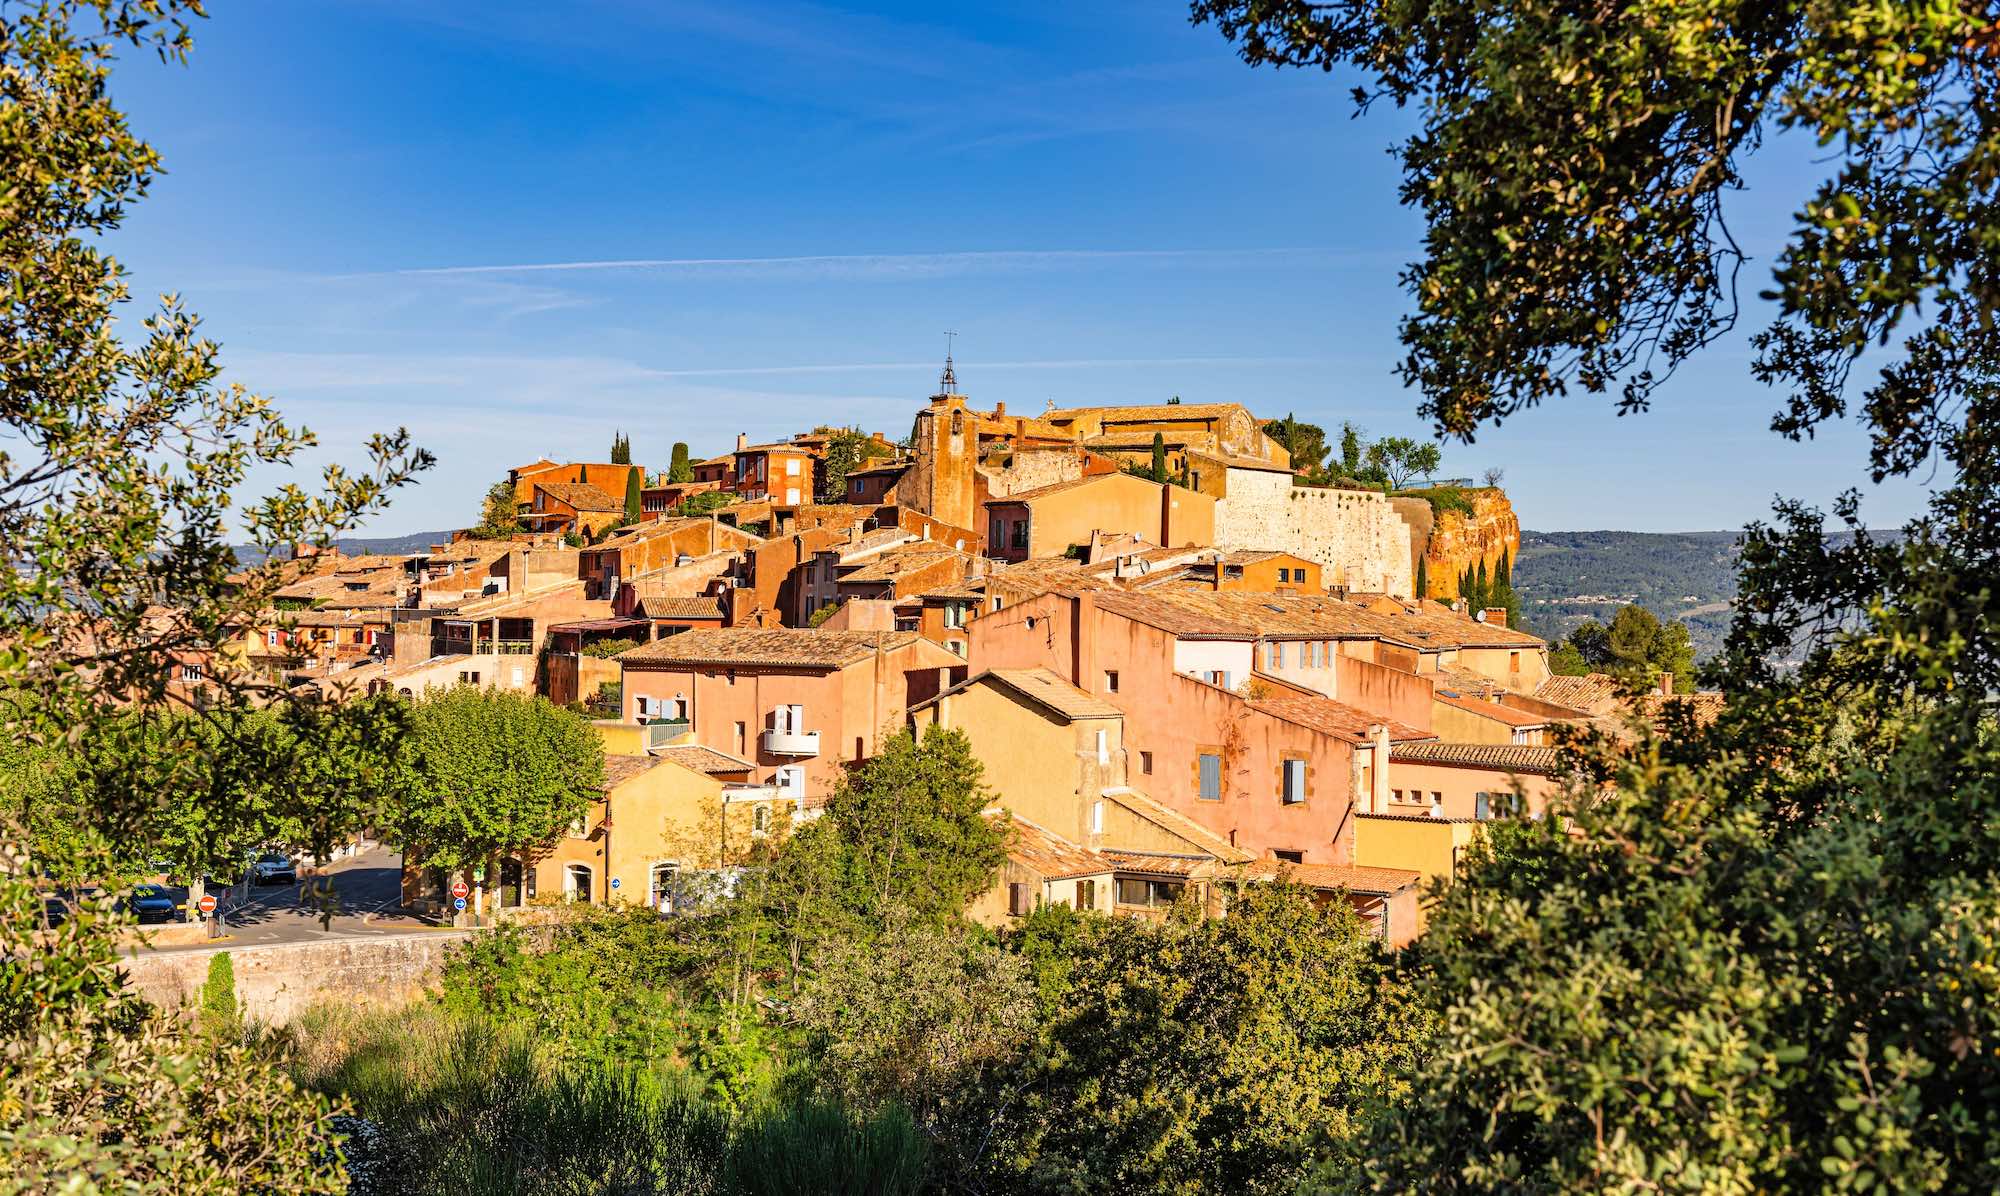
[{"x1": 123, "y1": 930, "x2": 473, "y2": 1025}]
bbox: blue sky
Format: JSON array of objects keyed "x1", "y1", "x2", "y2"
[{"x1": 106, "y1": 0, "x2": 1932, "y2": 537}]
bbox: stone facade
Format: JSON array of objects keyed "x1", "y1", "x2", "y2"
[
  {"x1": 1212, "y1": 470, "x2": 1415, "y2": 596},
  {"x1": 123, "y1": 931, "x2": 473, "y2": 1024}
]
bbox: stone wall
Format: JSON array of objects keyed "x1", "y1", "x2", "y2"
[
  {"x1": 1213, "y1": 470, "x2": 1415, "y2": 595},
  {"x1": 123, "y1": 931, "x2": 472, "y2": 1025},
  {"x1": 979, "y1": 444, "x2": 1102, "y2": 498},
  {"x1": 1415, "y1": 488, "x2": 1521, "y2": 600}
]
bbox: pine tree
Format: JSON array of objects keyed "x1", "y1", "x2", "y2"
[
  {"x1": 610, "y1": 431, "x2": 631, "y2": 465},
  {"x1": 668, "y1": 442, "x2": 692, "y2": 483},
  {"x1": 1150, "y1": 432, "x2": 1167, "y2": 483}
]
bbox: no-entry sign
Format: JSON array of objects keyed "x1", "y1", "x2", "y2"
[
  {"x1": 450, "y1": 880, "x2": 469, "y2": 900},
  {"x1": 196, "y1": 894, "x2": 217, "y2": 915}
]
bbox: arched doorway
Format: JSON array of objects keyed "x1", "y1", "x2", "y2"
[{"x1": 565, "y1": 863, "x2": 593, "y2": 903}]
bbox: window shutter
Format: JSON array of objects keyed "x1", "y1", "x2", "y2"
[
  {"x1": 1198, "y1": 753, "x2": 1222, "y2": 800},
  {"x1": 1008, "y1": 882, "x2": 1029, "y2": 916}
]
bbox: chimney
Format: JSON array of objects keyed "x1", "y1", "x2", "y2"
[
  {"x1": 735, "y1": 432, "x2": 748, "y2": 451},
  {"x1": 993, "y1": 401, "x2": 1006, "y2": 418},
  {"x1": 1482, "y1": 606, "x2": 1508, "y2": 627},
  {"x1": 1073, "y1": 592, "x2": 1096, "y2": 688},
  {"x1": 1370, "y1": 724, "x2": 1392, "y2": 814},
  {"x1": 1658, "y1": 672, "x2": 1673, "y2": 696}
]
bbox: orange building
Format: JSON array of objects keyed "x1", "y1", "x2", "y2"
[
  {"x1": 983, "y1": 472, "x2": 1215, "y2": 563},
  {"x1": 616, "y1": 628, "x2": 963, "y2": 809},
  {"x1": 523, "y1": 482, "x2": 628, "y2": 539},
  {"x1": 577, "y1": 517, "x2": 761, "y2": 602},
  {"x1": 509, "y1": 460, "x2": 644, "y2": 510}
]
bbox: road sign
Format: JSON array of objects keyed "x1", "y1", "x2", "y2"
[
  {"x1": 450, "y1": 879, "x2": 469, "y2": 900},
  {"x1": 610, "y1": 877, "x2": 620, "y2": 890},
  {"x1": 453, "y1": 896, "x2": 467, "y2": 911},
  {"x1": 196, "y1": 894, "x2": 217, "y2": 915}
]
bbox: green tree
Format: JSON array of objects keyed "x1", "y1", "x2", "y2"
[
  {"x1": 1263, "y1": 414, "x2": 1329, "y2": 476},
  {"x1": 386, "y1": 688, "x2": 604, "y2": 876},
  {"x1": 1469, "y1": 559, "x2": 1488, "y2": 613},
  {"x1": 1552, "y1": 604, "x2": 1695, "y2": 691},
  {"x1": 1339, "y1": 421, "x2": 1364, "y2": 477},
  {"x1": 1200, "y1": 2, "x2": 2000, "y2": 1189},
  {"x1": 470, "y1": 479, "x2": 521, "y2": 539},
  {"x1": 991, "y1": 883, "x2": 1428, "y2": 1194},
  {"x1": 824, "y1": 725, "x2": 1006, "y2": 923},
  {"x1": 815, "y1": 428, "x2": 889, "y2": 505},
  {"x1": 1363, "y1": 435, "x2": 1442, "y2": 490},
  {"x1": 1414, "y1": 554, "x2": 1429, "y2": 600},
  {"x1": 1491, "y1": 548, "x2": 1520, "y2": 629},
  {"x1": 200, "y1": 951, "x2": 239, "y2": 1043},
  {"x1": 677, "y1": 490, "x2": 736, "y2": 517},
  {"x1": 1150, "y1": 430, "x2": 1168, "y2": 482},
  {"x1": 610, "y1": 430, "x2": 631, "y2": 464},
  {"x1": 669, "y1": 441, "x2": 693, "y2": 483},
  {"x1": 623, "y1": 465, "x2": 643, "y2": 525},
  {"x1": 0, "y1": 3, "x2": 425, "y2": 1187}
]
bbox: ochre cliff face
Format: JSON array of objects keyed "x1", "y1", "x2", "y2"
[{"x1": 1422, "y1": 488, "x2": 1520, "y2": 599}]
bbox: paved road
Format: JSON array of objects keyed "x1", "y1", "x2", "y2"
[{"x1": 145, "y1": 845, "x2": 444, "y2": 953}]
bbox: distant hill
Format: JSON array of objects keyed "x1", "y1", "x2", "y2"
[
  {"x1": 1512, "y1": 530, "x2": 1741, "y2": 660},
  {"x1": 230, "y1": 531, "x2": 453, "y2": 569}
]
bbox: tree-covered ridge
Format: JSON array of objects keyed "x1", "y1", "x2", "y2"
[{"x1": 1512, "y1": 530, "x2": 1740, "y2": 657}]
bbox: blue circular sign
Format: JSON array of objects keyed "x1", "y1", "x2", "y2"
[
  {"x1": 610, "y1": 877, "x2": 621, "y2": 889},
  {"x1": 453, "y1": 897, "x2": 467, "y2": 910}
]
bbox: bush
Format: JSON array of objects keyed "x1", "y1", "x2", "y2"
[
  {"x1": 1399, "y1": 484, "x2": 1476, "y2": 517},
  {"x1": 201, "y1": 950, "x2": 240, "y2": 1043},
  {"x1": 580, "y1": 637, "x2": 643, "y2": 658},
  {"x1": 726, "y1": 1100, "x2": 929, "y2": 1196}
]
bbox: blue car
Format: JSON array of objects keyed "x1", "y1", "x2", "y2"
[{"x1": 123, "y1": 884, "x2": 184, "y2": 923}]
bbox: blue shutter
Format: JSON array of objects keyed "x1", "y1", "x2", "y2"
[{"x1": 1199, "y1": 753, "x2": 1222, "y2": 800}]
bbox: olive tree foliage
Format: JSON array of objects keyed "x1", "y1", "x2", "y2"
[
  {"x1": 0, "y1": 2, "x2": 427, "y2": 1189},
  {"x1": 1194, "y1": 1, "x2": 2000, "y2": 1191}
]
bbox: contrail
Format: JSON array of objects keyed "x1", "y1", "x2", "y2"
[{"x1": 381, "y1": 247, "x2": 1346, "y2": 277}]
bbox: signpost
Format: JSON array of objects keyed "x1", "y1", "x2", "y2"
[
  {"x1": 450, "y1": 879, "x2": 469, "y2": 900},
  {"x1": 453, "y1": 897, "x2": 467, "y2": 912},
  {"x1": 610, "y1": 877, "x2": 621, "y2": 891},
  {"x1": 198, "y1": 892, "x2": 219, "y2": 939}
]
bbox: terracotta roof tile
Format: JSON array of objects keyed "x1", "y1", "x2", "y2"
[
  {"x1": 1389, "y1": 741, "x2": 1567, "y2": 775},
  {"x1": 1244, "y1": 860, "x2": 1423, "y2": 894},
  {"x1": 986, "y1": 668, "x2": 1122, "y2": 720},
  {"x1": 619, "y1": 627, "x2": 927, "y2": 670},
  {"x1": 534, "y1": 481, "x2": 625, "y2": 513},
  {"x1": 638, "y1": 596, "x2": 725, "y2": 620},
  {"x1": 994, "y1": 812, "x2": 1112, "y2": 880},
  {"x1": 1533, "y1": 673, "x2": 1625, "y2": 713},
  {"x1": 603, "y1": 755, "x2": 663, "y2": 789},
  {"x1": 1433, "y1": 689, "x2": 1551, "y2": 728},
  {"x1": 985, "y1": 474, "x2": 1129, "y2": 505},
  {"x1": 1245, "y1": 693, "x2": 1432, "y2": 743},
  {"x1": 654, "y1": 744, "x2": 755, "y2": 775},
  {"x1": 1103, "y1": 851, "x2": 1214, "y2": 878},
  {"x1": 1044, "y1": 402, "x2": 1246, "y2": 422},
  {"x1": 1100, "y1": 787, "x2": 1256, "y2": 864}
]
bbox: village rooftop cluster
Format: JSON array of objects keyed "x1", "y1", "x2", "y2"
[{"x1": 193, "y1": 361, "x2": 1714, "y2": 944}]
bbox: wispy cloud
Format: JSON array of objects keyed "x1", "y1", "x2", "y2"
[{"x1": 374, "y1": 247, "x2": 1362, "y2": 280}]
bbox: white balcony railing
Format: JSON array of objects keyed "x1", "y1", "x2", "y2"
[{"x1": 760, "y1": 728, "x2": 820, "y2": 756}]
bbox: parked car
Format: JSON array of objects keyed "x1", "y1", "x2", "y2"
[
  {"x1": 251, "y1": 851, "x2": 296, "y2": 886},
  {"x1": 122, "y1": 884, "x2": 184, "y2": 923}
]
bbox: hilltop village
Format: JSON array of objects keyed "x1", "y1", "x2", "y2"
[{"x1": 203, "y1": 365, "x2": 1704, "y2": 945}]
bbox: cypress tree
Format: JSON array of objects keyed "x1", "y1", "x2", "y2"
[
  {"x1": 1473, "y1": 559, "x2": 1489, "y2": 611},
  {"x1": 623, "y1": 467, "x2": 642, "y2": 526},
  {"x1": 1415, "y1": 555, "x2": 1429, "y2": 600},
  {"x1": 1150, "y1": 432, "x2": 1167, "y2": 483},
  {"x1": 668, "y1": 442, "x2": 692, "y2": 483},
  {"x1": 610, "y1": 431, "x2": 631, "y2": 465}
]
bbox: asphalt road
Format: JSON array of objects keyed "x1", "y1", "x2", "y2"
[{"x1": 144, "y1": 845, "x2": 443, "y2": 953}]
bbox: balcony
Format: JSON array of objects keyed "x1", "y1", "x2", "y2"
[
  {"x1": 644, "y1": 719, "x2": 691, "y2": 749},
  {"x1": 760, "y1": 728, "x2": 820, "y2": 756},
  {"x1": 496, "y1": 639, "x2": 534, "y2": 655},
  {"x1": 722, "y1": 783, "x2": 781, "y2": 802}
]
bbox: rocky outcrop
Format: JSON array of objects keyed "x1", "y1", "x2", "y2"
[{"x1": 1392, "y1": 488, "x2": 1520, "y2": 601}]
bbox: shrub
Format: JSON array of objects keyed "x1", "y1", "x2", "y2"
[{"x1": 200, "y1": 950, "x2": 240, "y2": 1043}]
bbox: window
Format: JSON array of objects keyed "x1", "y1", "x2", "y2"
[
  {"x1": 943, "y1": 601, "x2": 967, "y2": 629},
  {"x1": 1008, "y1": 882, "x2": 1031, "y2": 917},
  {"x1": 1103, "y1": 669, "x2": 1119, "y2": 693},
  {"x1": 990, "y1": 517, "x2": 1005, "y2": 546},
  {"x1": 774, "y1": 704, "x2": 804, "y2": 734},
  {"x1": 1273, "y1": 849, "x2": 1304, "y2": 864},
  {"x1": 1076, "y1": 879, "x2": 1096, "y2": 911},
  {"x1": 650, "y1": 863, "x2": 678, "y2": 913},
  {"x1": 1116, "y1": 878, "x2": 1185, "y2": 907},
  {"x1": 1509, "y1": 650, "x2": 1522, "y2": 673},
  {"x1": 1264, "y1": 642, "x2": 1280, "y2": 669},
  {"x1": 1095, "y1": 730, "x2": 1109, "y2": 765},
  {"x1": 1281, "y1": 759, "x2": 1307, "y2": 804},
  {"x1": 567, "y1": 813, "x2": 589, "y2": 838},
  {"x1": 1090, "y1": 800, "x2": 1104, "y2": 834},
  {"x1": 1010, "y1": 519, "x2": 1028, "y2": 549},
  {"x1": 785, "y1": 458, "x2": 800, "y2": 476},
  {"x1": 753, "y1": 805, "x2": 770, "y2": 834},
  {"x1": 180, "y1": 663, "x2": 204, "y2": 683},
  {"x1": 1392, "y1": 788, "x2": 1404, "y2": 803},
  {"x1": 733, "y1": 722, "x2": 746, "y2": 754},
  {"x1": 948, "y1": 640, "x2": 965, "y2": 657},
  {"x1": 266, "y1": 630, "x2": 281, "y2": 647},
  {"x1": 1431, "y1": 790, "x2": 1444, "y2": 804},
  {"x1": 776, "y1": 766, "x2": 805, "y2": 796},
  {"x1": 565, "y1": 864, "x2": 594, "y2": 903},
  {"x1": 1139, "y1": 750, "x2": 1153, "y2": 775},
  {"x1": 1198, "y1": 752, "x2": 1223, "y2": 801},
  {"x1": 458, "y1": 670, "x2": 480, "y2": 685},
  {"x1": 1475, "y1": 791, "x2": 1492, "y2": 821}
]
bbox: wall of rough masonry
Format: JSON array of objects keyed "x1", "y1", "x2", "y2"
[
  {"x1": 1213, "y1": 470, "x2": 1414, "y2": 595},
  {"x1": 979, "y1": 444, "x2": 1104, "y2": 498},
  {"x1": 123, "y1": 931, "x2": 472, "y2": 1025}
]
